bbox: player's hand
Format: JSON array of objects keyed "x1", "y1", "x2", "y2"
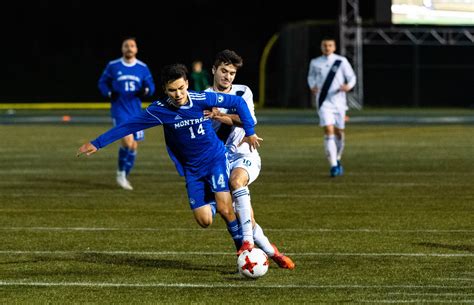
[
  {"x1": 203, "y1": 107, "x2": 220, "y2": 119},
  {"x1": 76, "y1": 142, "x2": 98, "y2": 157},
  {"x1": 340, "y1": 84, "x2": 351, "y2": 92},
  {"x1": 135, "y1": 87, "x2": 150, "y2": 98},
  {"x1": 311, "y1": 87, "x2": 319, "y2": 95},
  {"x1": 239, "y1": 134, "x2": 263, "y2": 152}
]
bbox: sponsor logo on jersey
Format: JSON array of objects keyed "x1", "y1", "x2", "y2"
[
  {"x1": 173, "y1": 117, "x2": 209, "y2": 129},
  {"x1": 117, "y1": 75, "x2": 140, "y2": 82},
  {"x1": 174, "y1": 115, "x2": 182, "y2": 120}
]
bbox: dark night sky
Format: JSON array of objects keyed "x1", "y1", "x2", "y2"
[
  {"x1": 2, "y1": 0, "x2": 375, "y2": 102},
  {"x1": 5, "y1": 1, "x2": 472, "y2": 107}
]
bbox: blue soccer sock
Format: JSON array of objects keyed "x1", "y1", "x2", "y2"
[
  {"x1": 125, "y1": 150, "x2": 137, "y2": 175},
  {"x1": 226, "y1": 219, "x2": 243, "y2": 250},
  {"x1": 209, "y1": 202, "x2": 217, "y2": 218},
  {"x1": 118, "y1": 147, "x2": 129, "y2": 172}
]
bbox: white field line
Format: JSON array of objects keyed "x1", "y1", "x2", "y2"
[
  {"x1": 0, "y1": 227, "x2": 472, "y2": 233},
  {"x1": 389, "y1": 292, "x2": 474, "y2": 296},
  {"x1": 357, "y1": 300, "x2": 473, "y2": 303},
  {"x1": 269, "y1": 194, "x2": 474, "y2": 199},
  {"x1": 0, "y1": 250, "x2": 471, "y2": 257},
  {"x1": 0, "y1": 281, "x2": 470, "y2": 289},
  {"x1": 0, "y1": 209, "x2": 189, "y2": 213},
  {"x1": 438, "y1": 278, "x2": 474, "y2": 281}
]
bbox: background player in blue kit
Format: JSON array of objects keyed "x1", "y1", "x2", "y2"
[
  {"x1": 79, "y1": 63, "x2": 262, "y2": 254},
  {"x1": 98, "y1": 37, "x2": 156, "y2": 190}
]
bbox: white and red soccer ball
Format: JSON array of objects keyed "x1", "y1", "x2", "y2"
[{"x1": 237, "y1": 248, "x2": 269, "y2": 279}]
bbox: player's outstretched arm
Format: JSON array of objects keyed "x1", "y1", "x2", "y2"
[
  {"x1": 76, "y1": 143, "x2": 98, "y2": 157},
  {"x1": 239, "y1": 134, "x2": 263, "y2": 152}
]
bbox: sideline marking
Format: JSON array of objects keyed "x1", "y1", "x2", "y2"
[
  {"x1": 0, "y1": 250, "x2": 471, "y2": 257},
  {"x1": 0, "y1": 281, "x2": 470, "y2": 289},
  {"x1": 1, "y1": 227, "x2": 472, "y2": 233}
]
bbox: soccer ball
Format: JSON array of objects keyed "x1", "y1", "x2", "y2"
[{"x1": 237, "y1": 248, "x2": 269, "y2": 279}]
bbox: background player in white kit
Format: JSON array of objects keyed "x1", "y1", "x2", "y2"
[
  {"x1": 307, "y1": 38, "x2": 356, "y2": 177},
  {"x1": 204, "y1": 49, "x2": 295, "y2": 269}
]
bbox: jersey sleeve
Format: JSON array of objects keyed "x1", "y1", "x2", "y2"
[
  {"x1": 98, "y1": 63, "x2": 113, "y2": 97},
  {"x1": 342, "y1": 58, "x2": 356, "y2": 89},
  {"x1": 205, "y1": 92, "x2": 255, "y2": 136},
  {"x1": 143, "y1": 66, "x2": 156, "y2": 96},
  {"x1": 307, "y1": 59, "x2": 318, "y2": 89},
  {"x1": 91, "y1": 107, "x2": 162, "y2": 149},
  {"x1": 241, "y1": 87, "x2": 257, "y2": 125}
]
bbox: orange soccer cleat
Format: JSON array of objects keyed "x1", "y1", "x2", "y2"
[{"x1": 271, "y1": 244, "x2": 295, "y2": 270}]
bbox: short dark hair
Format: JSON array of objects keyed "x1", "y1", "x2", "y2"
[
  {"x1": 122, "y1": 36, "x2": 137, "y2": 44},
  {"x1": 161, "y1": 63, "x2": 188, "y2": 85},
  {"x1": 321, "y1": 37, "x2": 336, "y2": 43},
  {"x1": 213, "y1": 49, "x2": 243, "y2": 70}
]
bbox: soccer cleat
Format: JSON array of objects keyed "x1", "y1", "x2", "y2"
[
  {"x1": 271, "y1": 244, "x2": 295, "y2": 270},
  {"x1": 330, "y1": 165, "x2": 341, "y2": 177},
  {"x1": 116, "y1": 171, "x2": 133, "y2": 190},
  {"x1": 337, "y1": 160, "x2": 344, "y2": 175},
  {"x1": 236, "y1": 240, "x2": 254, "y2": 256}
]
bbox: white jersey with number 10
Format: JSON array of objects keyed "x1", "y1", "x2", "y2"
[{"x1": 206, "y1": 84, "x2": 258, "y2": 162}]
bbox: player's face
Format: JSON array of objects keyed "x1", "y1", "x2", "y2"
[
  {"x1": 321, "y1": 40, "x2": 336, "y2": 56},
  {"x1": 164, "y1": 78, "x2": 189, "y2": 106},
  {"x1": 212, "y1": 63, "x2": 237, "y2": 92},
  {"x1": 122, "y1": 39, "x2": 138, "y2": 60}
]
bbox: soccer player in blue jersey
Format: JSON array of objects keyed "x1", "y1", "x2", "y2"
[
  {"x1": 78, "y1": 63, "x2": 262, "y2": 254},
  {"x1": 98, "y1": 37, "x2": 156, "y2": 190}
]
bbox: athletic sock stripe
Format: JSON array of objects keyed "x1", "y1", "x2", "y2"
[{"x1": 232, "y1": 190, "x2": 249, "y2": 197}]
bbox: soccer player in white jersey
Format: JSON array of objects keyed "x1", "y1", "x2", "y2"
[
  {"x1": 204, "y1": 50, "x2": 295, "y2": 269},
  {"x1": 307, "y1": 38, "x2": 356, "y2": 177}
]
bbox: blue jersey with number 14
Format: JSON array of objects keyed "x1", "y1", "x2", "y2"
[{"x1": 91, "y1": 91, "x2": 255, "y2": 176}]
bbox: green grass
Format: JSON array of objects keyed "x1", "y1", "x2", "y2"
[{"x1": 0, "y1": 122, "x2": 473, "y2": 304}]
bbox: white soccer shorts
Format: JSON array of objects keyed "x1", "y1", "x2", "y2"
[
  {"x1": 229, "y1": 154, "x2": 261, "y2": 186},
  {"x1": 318, "y1": 104, "x2": 346, "y2": 129}
]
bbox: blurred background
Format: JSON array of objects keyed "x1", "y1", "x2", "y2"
[{"x1": 1, "y1": 0, "x2": 473, "y2": 108}]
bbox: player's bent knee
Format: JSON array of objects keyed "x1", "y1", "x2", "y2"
[
  {"x1": 196, "y1": 218, "x2": 212, "y2": 228},
  {"x1": 195, "y1": 214, "x2": 213, "y2": 228},
  {"x1": 230, "y1": 169, "x2": 249, "y2": 190},
  {"x1": 193, "y1": 205, "x2": 213, "y2": 228},
  {"x1": 230, "y1": 179, "x2": 245, "y2": 190},
  {"x1": 216, "y1": 207, "x2": 235, "y2": 221}
]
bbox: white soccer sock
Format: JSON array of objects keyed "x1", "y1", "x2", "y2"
[
  {"x1": 324, "y1": 135, "x2": 338, "y2": 167},
  {"x1": 232, "y1": 187, "x2": 254, "y2": 244},
  {"x1": 335, "y1": 133, "x2": 345, "y2": 161},
  {"x1": 253, "y1": 223, "x2": 275, "y2": 256}
]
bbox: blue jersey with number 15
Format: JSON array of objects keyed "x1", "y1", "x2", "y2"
[
  {"x1": 98, "y1": 58, "x2": 155, "y2": 119},
  {"x1": 91, "y1": 91, "x2": 255, "y2": 176}
]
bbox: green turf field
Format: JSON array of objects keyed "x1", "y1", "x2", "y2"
[{"x1": 0, "y1": 121, "x2": 473, "y2": 303}]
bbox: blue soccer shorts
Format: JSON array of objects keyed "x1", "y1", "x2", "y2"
[{"x1": 185, "y1": 156, "x2": 230, "y2": 210}]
